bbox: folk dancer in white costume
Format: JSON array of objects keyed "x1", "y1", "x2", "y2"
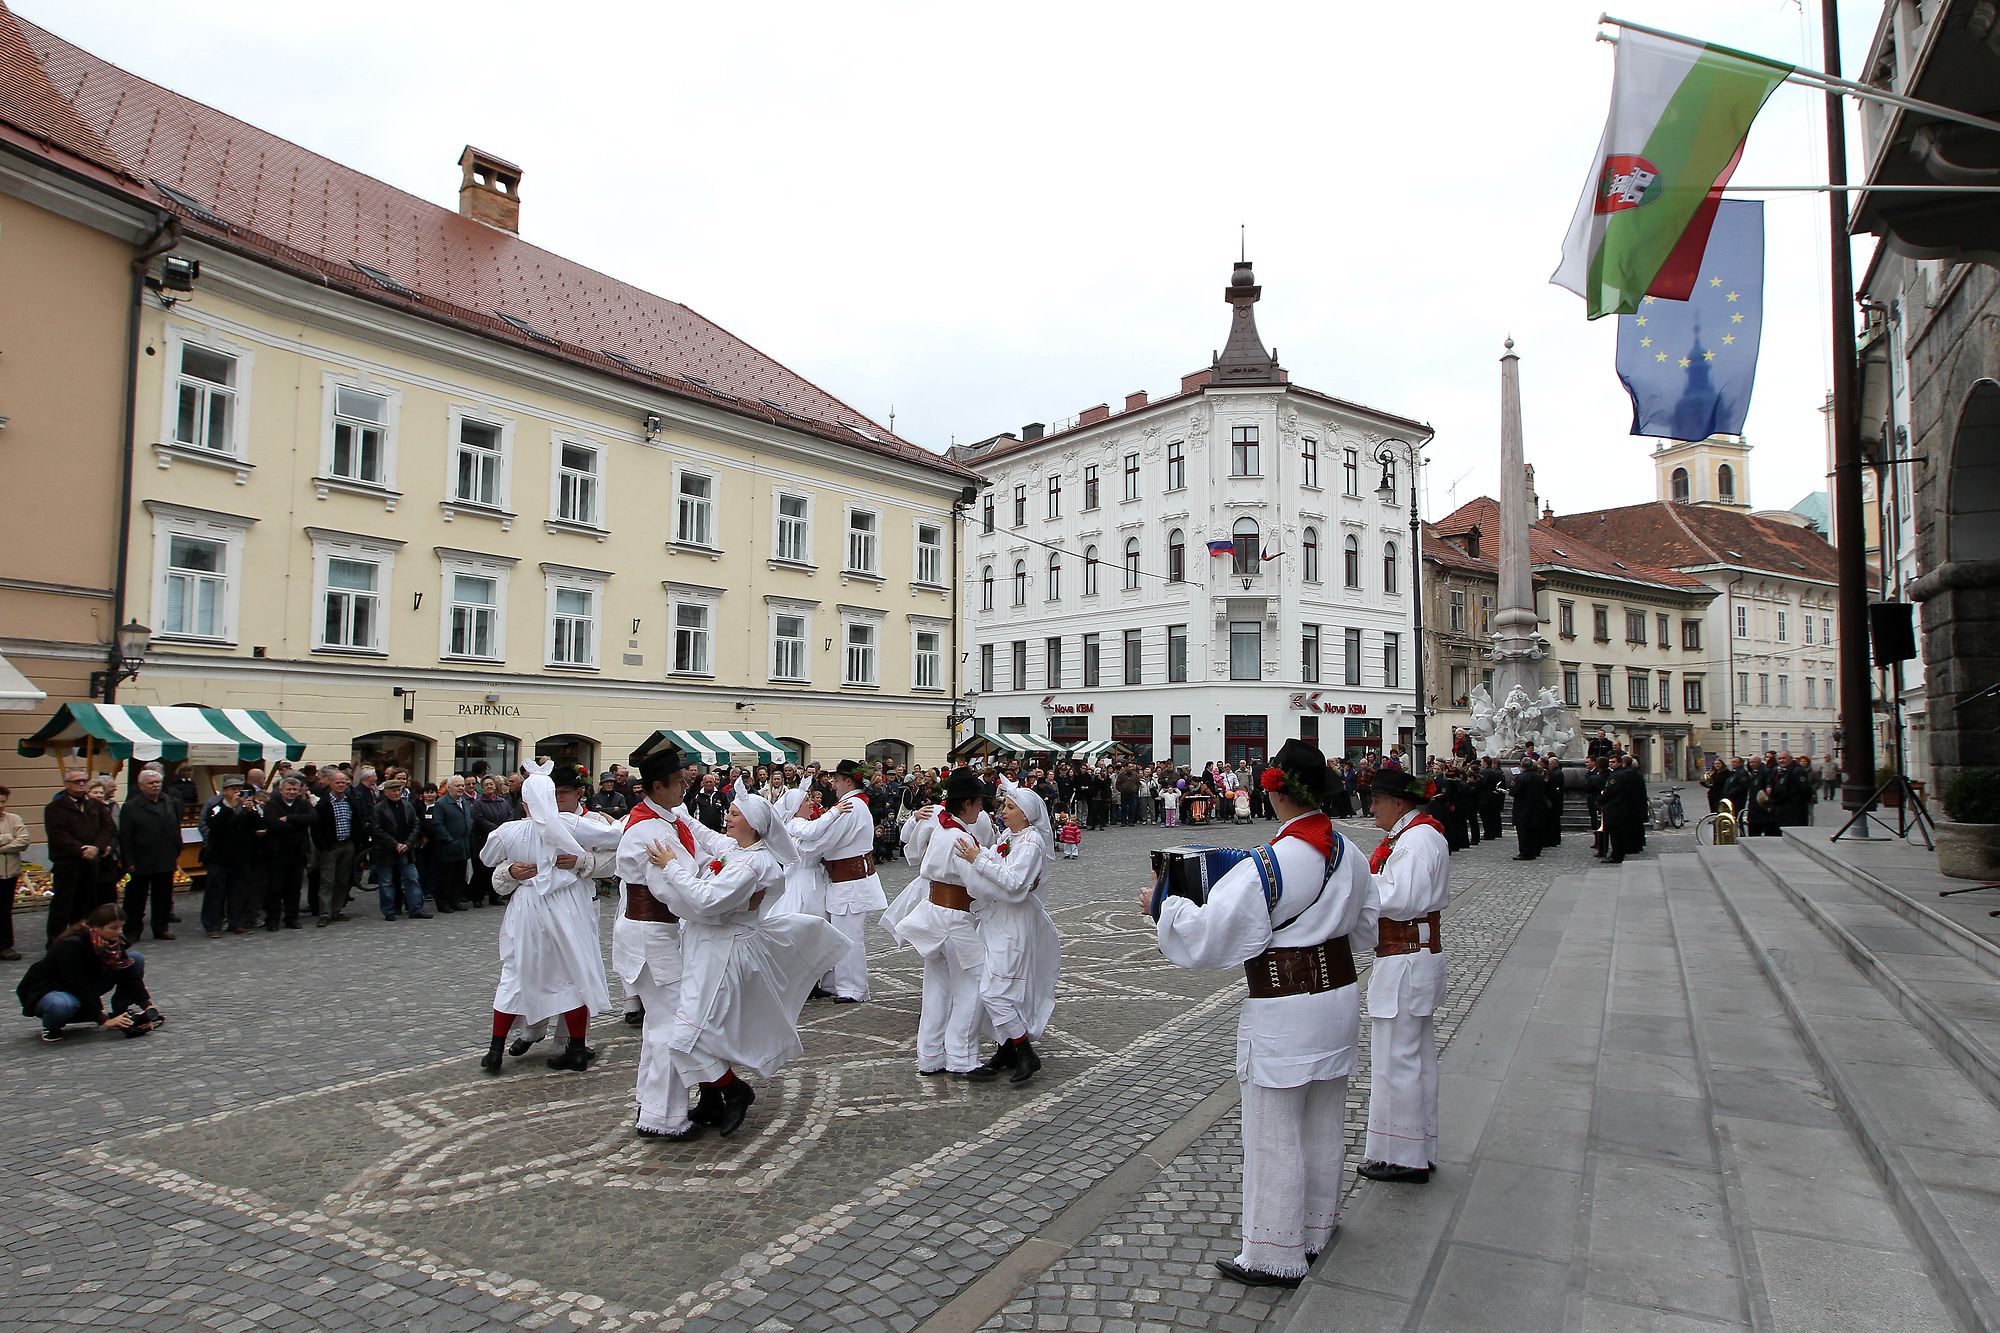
[
  {"x1": 614, "y1": 745, "x2": 735, "y2": 1141},
  {"x1": 642, "y1": 791, "x2": 847, "y2": 1136},
  {"x1": 882, "y1": 769, "x2": 993, "y2": 1077},
  {"x1": 1356, "y1": 766, "x2": 1451, "y2": 1184},
  {"x1": 954, "y1": 776, "x2": 1061, "y2": 1084},
  {"x1": 1149, "y1": 740, "x2": 1377, "y2": 1288},
  {"x1": 760, "y1": 772, "x2": 826, "y2": 921},
  {"x1": 492, "y1": 782, "x2": 624, "y2": 1060},
  {"x1": 790, "y1": 760, "x2": 885, "y2": 1003},
  {"x1": 477, "y1": 762, "x2": 623, "y2": 1074}
]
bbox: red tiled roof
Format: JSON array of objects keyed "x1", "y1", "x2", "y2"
[
  {"x1": 10, "y1": 9, "x2": 977, "y2": 483},
  {"x1": 1546, "y1": 500, "x2": 1842, "y2": 585},
  {"x1": 1439, "y1": 496, "x2": 1710, "y2": 593},
  {"x1": 1420, "y1": 520, "x2": 1495, "y2": 576},
  {"x1": 0, "y1": 3, "x2": 120, "y2": 172}
]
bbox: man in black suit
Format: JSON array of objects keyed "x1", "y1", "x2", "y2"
[
  {"x1": 1510, "y1": 762, "x2": 1545, "y2": 861},
  {"x1": 1476, "y1": 759, "x2": 1506, "y2": 841},
  {"x1": 1601, "y1": 757, "x2": 1647, "y2": 864}
]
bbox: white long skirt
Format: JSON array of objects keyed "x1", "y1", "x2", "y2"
[
  {"x1": 670, "y1": 912, "x2": 848, "y2": 1080},
  {"x1": 492, "y1": 880, "x2": 611, "y2": 1021}
]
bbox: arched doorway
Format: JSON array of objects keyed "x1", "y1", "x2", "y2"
[
  {"x1": 777, "y1": 736, "x2": 810, "y2": 766},
  {"x1": 536, "y1": 733, "x2": 596, "y2": 775},
  {"x1": 454, "y1": 731, "x2": 519, "y2": 780},
  {"x1": 865, "y1": 738, "x2": 911, "y2": 772},
  {"x1": 1919, "y1": 379, "x2": 2000, "y2": 784},
  {"x1": 354, "y1": 731, "x2": 433, "y2": 784},
  {"x1": 1946, "y1": 381, "x2": 2000, "y2": 562}
]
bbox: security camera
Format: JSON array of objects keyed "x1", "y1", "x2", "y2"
[{"x1": 161, "y1": 255, "x2": 200, "y2": 292}]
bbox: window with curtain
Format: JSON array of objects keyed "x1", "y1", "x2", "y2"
[
  {"x1": 1123, "y1": 538, "x2": 1141, "y2": 590},
  {"x1": 1302, "y1": 527, "x2": 1319, "y2": 582},
  {"x1": 1383, "y1": 540, "x2": 1398, "y2": 594},
  {"x1": 1232, "y1": 517, "x2": 1259, "y2": 578},
  {"x1": 1343, "y1": 534, "x2": 1360, "y2": 588},
  {"x1": 1166, "y1": 529, "x2": 1185, "y2": 583}
]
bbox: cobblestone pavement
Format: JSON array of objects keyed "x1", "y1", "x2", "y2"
[{"x1": 0, "y1": 808, "x2": 1689, "y2": 1331}]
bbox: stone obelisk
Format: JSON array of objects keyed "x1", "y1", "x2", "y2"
[{"x1": 1489, "y1": 338, "x2": 1548, "y2": 707}]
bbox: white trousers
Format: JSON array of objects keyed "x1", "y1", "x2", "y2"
[
  {"x1": 631, "y1": 967, "x2": 693, "y2": 1134},
  {"x1": 1239, "y1": 1076, "x2": 1348, "y2": 1278},
  {"x1": 1365, "y1": 1014, "x2": 1439, "y2": 1168},
  {"x1": 823, "y1": 908, "x2": 873, "y2": 1000},
  {"x1": 916, "y1": 949, "x2": 984, "y2": 1072}
]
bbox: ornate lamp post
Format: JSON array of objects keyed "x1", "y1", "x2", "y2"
[
  {"x1": 91, "y1": 618, "x2": 152, "y2": 702},
  {"x1": 1377, "y1": 440, "x2": 1427, "y2": 769}
]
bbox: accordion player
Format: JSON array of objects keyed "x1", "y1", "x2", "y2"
[{"x1": 1149, "y1": 844, "x2": 1281, "y2": 919}]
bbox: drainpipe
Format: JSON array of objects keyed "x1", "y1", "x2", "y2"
[
  {"x1": 948, "y1": 486, "x2": 972, "y2": 754},
  {"x1": 106, "y1": 215, "x2": 180, "y2": 705},
  {"x1": 1724, "y1": 572, "x2": 1744, "y2": 759}
]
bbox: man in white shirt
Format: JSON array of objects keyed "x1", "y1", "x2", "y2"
[
  {"x1": 1357, "y1": 767, "x2": 1452, "y2": 1184},
  {"x1": 791, "y1": 759, "x2": 887, "y2": 1002}
]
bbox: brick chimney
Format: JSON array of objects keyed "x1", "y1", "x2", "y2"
[
  {"x1": 1124, "y1": 390, "x2": 1148, "y2": 413},
  {"x1": 1078, "y1": 403, "x2": 1111, "y2": 427},
  {"x1": 1180, "y1": 368, "x2": 1212, "y2": 394},
  {"x1": 458, "y1": 146, "x2": 522, "y2": 233}
]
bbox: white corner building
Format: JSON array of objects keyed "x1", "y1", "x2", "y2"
[{"x1": 954, "y1": 261, "x2": 1432, "y2": 768}]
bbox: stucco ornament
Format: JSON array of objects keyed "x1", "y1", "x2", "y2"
[{"x1": 1470, "y1": 684, "x2": 1579, "y2": 760}]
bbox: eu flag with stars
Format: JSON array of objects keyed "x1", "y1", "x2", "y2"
[{"x1": 1615, "y1": 199, "x2": 1764, "y2": 441}]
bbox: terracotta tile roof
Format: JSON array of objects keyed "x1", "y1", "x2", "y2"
[
  {"x1": 1546, "y1": 499, "x2": 1842, "y2": 585},
  {"x1": 1420, "y1": 520, "x2": 1495, "y2": 576},
  {"x1": 1437, "y1": 496, "x2": 1711, "y2": 594},
  {"x1": 10, "y1": 10, "x2": 978, "y2": 483},
  {"x1": 0, "y1": 3, "x2": 121, "y2": 172}
]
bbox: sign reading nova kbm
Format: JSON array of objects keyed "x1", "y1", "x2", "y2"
[
  {"x1": 1040, "y1": 696, "x2": 1093, "y2": 714},
  {"x1": 458, "y1": 703, "x2": 523, "y2": 717},
  {"x1": 1291, "y1": 693, "x2": 1369, "y2": 716}
]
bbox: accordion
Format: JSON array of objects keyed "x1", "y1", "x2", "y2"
[{"x1": 1149, "y1": 844, "x2": 1281, "y2": 919}]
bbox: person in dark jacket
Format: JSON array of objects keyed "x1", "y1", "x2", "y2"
[
  {"x1": 371, "y1": 777, "x2": 428, "y2": 921},
  {"x1": 117, "y1": 767, "x2": 184, "y2": 942},
  {"x1": 1539, "y1": 757, "x2": 1565, "y2": 849},
  {"x1": 44, "y1": 769, "x2": 117, "y2": 945},
  {"x1": 19, "y1": 904, "x2": 160, "y2": 1041},
  {"x1": 591, "y1": 773, "x2": 630, "y2": 820},
  {"x1": 1720, "y1": 757, "x2": 1752, "y2": 824},
  {"x1": 1601, "y1": 758, "x2": 1647, "y2": 864},
  {"x1": 428, "y1": 775, "x2": 476, "y2": 911},
  {"x1": 1775, "y1": 754, "x2": 1815, "y2": 828},
  {"x1": 688, "y1": 772, "x2": 730, "y2": 832},
  {"x1": 200, "y1": 777, "x2": 261, "y2": 936},
  {"x1": 1742, "y1": 759, "x2": 1780, "y2": 837},
  {"x1": 1475, "y1": 759, "x2": 1505, "y2": 840},
  {"x1": 468, "y1": 777, "x2": 515, "y2": 907},
  {"x1": 310, "y1": 769, "x2": 367, "y2": 926},
  {"x1": 260, "y1": 773, "x2": 314, "y2": 929},
  {"x1": 1510, "y1": 762, "x2": 1545, "y2": 860}
]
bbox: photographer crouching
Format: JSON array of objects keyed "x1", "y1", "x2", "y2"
[{"x1": 16, "y1": 905, "x2": 164, "y2": 1044}]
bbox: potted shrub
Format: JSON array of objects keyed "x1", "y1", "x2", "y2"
[{"x1": 1937, "y1": 767, "x2": 2000, "y2": 881}]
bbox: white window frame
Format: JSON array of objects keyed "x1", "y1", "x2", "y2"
[
  {"x1": 673, "y1": 464, "x2": 719, "y2": 549},
  {"x1": 766, "y1": 597, "x2": 815, "y2": 683},
  {"x1": 773, "y1": 490, "x2": 814, "y2": 566},
  {"x1": 913, "y1": 519, "x2": 945, "y2": 587},
  {"x1": 845, "y1": 504, "x2": 882, "y2": 575},
  {"x1": 444, "y1": 404, "x2": 514, "y2": 513},
  {"x1": 667, "y1": 583, "x2": 721, "y2": 678},
  {"x1": 910, "y1": 617, "x2": 948, "y2": 693},
  {"x1": 146, "y1": 502, "x2": 253, "y2": 645},
  {"x1": 159, "y1": 323, "x2": 255, "y2": 463},
  {"x1": 317, "y1": 371, "x2": 401, "y2": 492},
  {"x1": 308, "y1": 528, "x2": 401, "y2": 655},
  {"x1": 542, "y1": 563, "x2": 608, "y2": 670},
  {"x1": 437, "y1": 549, "x2": 514, "y2": 662},
  {"x1": 549, "y1": 433, "x2": 607, "y2": 532},
  {"x1": 840, "y1": 607, "x2": 884, "y2": 687}
]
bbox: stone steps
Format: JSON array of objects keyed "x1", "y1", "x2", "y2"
[{"x1": 1700, "y1": 844, "x2": 2000, "y2": 1331}]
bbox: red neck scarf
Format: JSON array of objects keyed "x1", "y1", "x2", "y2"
[
  {"x1": 1370, "y1": 812, "x2": 1444, "y2": 874},
  {"x1": 1271, "y1": 811, "x2": 1334, "y2": 863},
  {"x1": 627, "y1": 800, "x2": 696, "y2": 854}
]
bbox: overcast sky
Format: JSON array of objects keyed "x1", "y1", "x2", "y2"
[{"x1": 19, "y1": 0, "x2": 1885, "y2": 522}]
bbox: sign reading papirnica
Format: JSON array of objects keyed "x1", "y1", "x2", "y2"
[{"x1": 458, "y1": 703, "x2": 523, "y2": 717}]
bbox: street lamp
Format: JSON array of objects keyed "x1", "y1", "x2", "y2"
[
  {"x1": 91, "y1": 619, "x2": 152, "y2": 702},
  {"x1": 1377, "y1": 439, "x2": 1428, "y2": 770}
]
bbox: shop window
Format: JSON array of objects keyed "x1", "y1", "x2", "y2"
[{"x1": 455, "y1": 732, "x2": 518, "y2": 779}]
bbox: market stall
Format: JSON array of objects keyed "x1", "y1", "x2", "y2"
[
  {"x1": 629, "y1": 728, "x2": 799, "y2": 766},
  {"x1": 946, "y1": 731, "x2": 1070, "y2": 763}
]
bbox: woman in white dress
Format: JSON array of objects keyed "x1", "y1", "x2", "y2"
[
  {"x1": 883, "y1": 770, "x2": 993, "y2": 1076},
  {"x1": 953, "y1": 777, "x2": 1061, "y2": 1084},
  {"x1": 643, "y1": 791, "x2": 847, "y2": 1137}
]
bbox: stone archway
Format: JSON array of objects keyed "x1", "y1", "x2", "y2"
[{"x1": 1912, "y1": 378, "x2": 2000, "y2": 787}]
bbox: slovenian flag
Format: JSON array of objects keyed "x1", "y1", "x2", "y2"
[
  {"x1": 1206, "y1": 539, "x2": 1235, "y2": 558},
  {"x1": 1551, "y1": 29, "x2": 1790, "y2": 320}
]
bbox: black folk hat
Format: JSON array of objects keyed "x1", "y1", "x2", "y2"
[
  {"x1": 943, "y1": 768, "x2": 988, "y2": 809},
  {"x1": 550, "y1": 764, "x2": 590, "y2": 791},
  {"x1": 1267, "y1": 737, "x2": 1333, "y2": 798},
  {"x1": 1368, "y1": 767, "x2": 1436, "y2": 806},
  {"x1": 637, "y1": 745, "x2": 687, "y2": 789}
]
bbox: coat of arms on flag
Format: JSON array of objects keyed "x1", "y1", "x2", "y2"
[{"x1": 1596, "y1": 155, "x2": 1660, "y2": 213}]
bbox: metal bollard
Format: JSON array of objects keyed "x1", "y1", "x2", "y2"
[{"x1": 1714, "y1": 798, "x2": 1738, "y2": 845}]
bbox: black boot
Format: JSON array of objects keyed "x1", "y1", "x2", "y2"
[
  {"x1": 1008, "y1": 1038, "x2": 1042, "y2": 1085},
  {"x1": 546, "y1": 1037, "x2": 596, "y2": 1072},
  {"x1": 480, "y1": 1036, "x2": 505, "y2": 1074},
  {"x1": 690, "y1": 1082, "x2": 725, "y2": 1126},
  {"x1": 716, "y1": 1079, "x2": 757, "y2": 1137},
  {"x1": 964, "y1": 1041, "x2": 1021, "y2": 1082},
  {"x1": 507, "y1": 1035, "x2": 538, "y2": 1058}
]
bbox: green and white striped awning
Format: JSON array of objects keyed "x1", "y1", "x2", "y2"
[
  {"x1": 16, "y1": 703, "x2": 305, "y2": 764},
  {"x1": 950, "y1": 730, "x2": 1068, "y2": 758},
  {"x1": 1069, "y1": 739, "x2": 1131, "y2": 760},
  {"x1": 631, "y1": 729, "x2": 799, "y2": 765}
]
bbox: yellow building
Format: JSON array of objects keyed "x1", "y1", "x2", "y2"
[{"x1": 3, "y1": 11, "x2": 979, "y2": 795}]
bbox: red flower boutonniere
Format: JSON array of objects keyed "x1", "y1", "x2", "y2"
[
  {"x1": 1259, "y1": 768, "x2": 1285, "y2": 793},
  {"x1": 707, "y1": 858, "x2": 726, "y2": 874},
  {"x1": 997, "y1": 841, "x2": 1012, "y2": 858}
]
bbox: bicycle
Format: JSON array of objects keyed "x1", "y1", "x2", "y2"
[
  {"x1": 1694, "y1": 812, "x2": 1721, "y2": 845},
  {"x1": 1652, "y1": 787, "x2": 1686, "y2": 831}
]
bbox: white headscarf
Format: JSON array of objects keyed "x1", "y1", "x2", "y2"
[
  {"x1": 520, "y1": 757, "x2": 585, "y2": 859},
  {"x1": 999, "y1": 776, "x2": 1052, "y2": 846},
  {"x1": 733, "y1": 792, "x2": 799, "y2": 867}
]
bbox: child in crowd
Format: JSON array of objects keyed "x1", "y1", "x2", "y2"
[
  {"x1": 1162, "y1": 784, "x2": 1179, "y2": 828},
  {"x1": 1056, "y1": 813, "x2": 1082, "y2": 859}
]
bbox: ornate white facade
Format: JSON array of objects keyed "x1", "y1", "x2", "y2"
[{"x1": 955, "y1": 262, "x2": 1432, "y2": 767}]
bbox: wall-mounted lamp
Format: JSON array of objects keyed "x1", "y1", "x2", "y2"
[
  {"x1": 632, "y1": 618, "x2": 642, "y2": 635},
  {"x1": 413, "y1": 592, "x2": 424, "y2": 610},
  {"x1": 824, "y1": 638, "x2": 833, "y2": 651},
  {"x1": 392, "y1": 686, "x2": 416, "y2": 724},
  {"x1": 144, "y1": 255, "x2": 201, "y2": 306},
  {"x1": 735, "y1": 701, "x2": 755, "y2": 712},
  {"x1": 643, "y1": 413, "x2": 663, "y2": 442}
]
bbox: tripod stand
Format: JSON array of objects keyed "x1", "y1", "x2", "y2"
[{"x1": 1831, "y1": 651, "x2": 1935, "y2": 849}]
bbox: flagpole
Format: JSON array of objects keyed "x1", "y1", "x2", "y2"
[
  {"x1": 1814, "y1": 0, "x2": 1878, "y2": 823},
  {"x1": 1598, "y1": 18, "x2": 2000, "y2": 139},
  {"x1": 1718, "y1": 183, "x2": 2000, "y2": 194}
]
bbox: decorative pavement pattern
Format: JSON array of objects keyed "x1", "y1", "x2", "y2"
[{"x1": 0, "y1": 809, "x2": 1685, "y2": 1332}]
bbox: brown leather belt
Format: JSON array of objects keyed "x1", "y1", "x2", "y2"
[
  {"x1": 1243, "y1": 938, "x2": 1358, "y2": 998},
  {"x1": 825, "y1": 852, "x2": 877, "y2": 883},
  {"x1": 623, "y1": 883, "x2": 678, "y2": 924},
  {"x1": 928, "y1": 882, "x2": 972, "y2": 912},
  {"x1": 1376, "y1": 911, "x2": 1442, "y2": 956}
]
